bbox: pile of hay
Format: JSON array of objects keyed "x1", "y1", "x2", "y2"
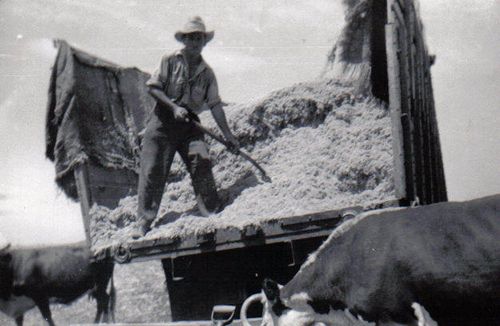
[{"x1": 90, "y1": 78, "x2": 395, "y2": 251}]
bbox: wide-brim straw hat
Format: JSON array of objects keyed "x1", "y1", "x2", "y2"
[{"x1": 175, "y1": 16, "x2": 214, "y2": 43}]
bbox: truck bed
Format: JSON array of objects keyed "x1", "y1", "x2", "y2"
[
  {"x1": 91, "y1": 201, "x2": 397, "y2": 263},
  {"x1": 76, "y1": 78, "x2": 398, "y2": 262}
]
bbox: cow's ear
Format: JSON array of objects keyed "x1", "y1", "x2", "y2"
[
  {"x1": 262, "y1": 278, "x2": 280, "y2": 302},
  {"x1": 263, "y1": 279, "x2": 289, "y2": 317}
]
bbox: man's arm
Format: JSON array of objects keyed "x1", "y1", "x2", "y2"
[
  {"x1": 148, "y1": 88, "x2": 189, "y2": 121},
  {"x1": 210, "y1": 103, "x2": 239, "y2": 150}
]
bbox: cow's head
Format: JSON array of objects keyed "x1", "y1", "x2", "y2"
[
  {"x1": 255, "y1": 279, "x2": 373, "y2": 326},
  {"x1": 0, "y1": 233, "x2": 13, "y2": 300}
]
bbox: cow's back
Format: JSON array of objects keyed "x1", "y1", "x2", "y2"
[
  {"x1": 10, "y1": 243, "x2": 97, "y2": 303},
  {"x1": 393, "y1": 195, "x2": 500, "y2": 287},
  {"x1": 354, "y1": 195, "x2": 500, "y2": 282}
]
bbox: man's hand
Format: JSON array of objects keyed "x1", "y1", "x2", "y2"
[{"x1": 173, "y1": 106, "x2": 190, "y2": 122}]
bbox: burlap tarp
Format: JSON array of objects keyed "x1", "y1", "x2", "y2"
[{"x1": 45, "y1": 40, "x2": 154, "y2": 199}]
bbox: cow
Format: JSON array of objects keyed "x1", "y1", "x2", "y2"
[
  {"x1": 241, "y1": 194, "x2": 500, "y2": 326},
  {"x1": 0, "y1": 238, "x2": 115, "y2": 326}
]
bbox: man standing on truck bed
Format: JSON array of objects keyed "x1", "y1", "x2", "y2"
[{"x1": 132, "y1": 16, "x2": 240, "y2": 238}]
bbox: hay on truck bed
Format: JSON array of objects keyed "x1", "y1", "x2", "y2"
[
  {"x1": 45, "y1": 0, "x2": 396, "y2": 255},
  {"x1": 89, "y1": 83, "x2": 395, "y2": 251}
]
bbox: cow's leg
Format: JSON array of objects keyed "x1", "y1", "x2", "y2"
[
  {"x1": 15, "y1": 315, "x2": 23, "y2": 326},
  {"x1": 93, "y1": 262, "x2": 114, "y2": 323},
  {"x1": 93, "y1": 292, "x2": 109, "y2": 323},
  {"x1": 32, "y1": 296, "x2": 55, "y2": 326}
]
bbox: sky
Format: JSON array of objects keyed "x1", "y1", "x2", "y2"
[{"x1": 0, "y1": 0, "x2": 498, "y2": 246}]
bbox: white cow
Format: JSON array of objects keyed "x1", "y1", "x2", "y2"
[{"x1": 242, "y1": 195, "x2": 500, "y2": 325}]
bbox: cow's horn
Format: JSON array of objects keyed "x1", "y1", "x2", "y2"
[{"x1": 240, "y1": 292, "x2": 264, "y2": 326}]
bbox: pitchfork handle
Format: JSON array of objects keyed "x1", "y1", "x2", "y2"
[{"x1": 192, "y1": 120, "x2": 271, "y2": 182}]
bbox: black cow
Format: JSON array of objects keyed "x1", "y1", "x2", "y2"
[
  {"x1": 0, "y1": 241, "x2": 115, "y2": 326},
  {"x1": 247, "y1": 195, "x2": 500, "y2": 326}
]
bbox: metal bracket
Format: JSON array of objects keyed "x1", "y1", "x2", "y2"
[
  {"x1": 170, "y1": 256, "x2": 195, "y2": 281},
  {"x1": 340, "y1": 208, "x2": 361, "y2": 223},
  {"x1": 241, "y1": 225, "x2": 264, "y2": 240},
  {"x1": 287, "y1": 241, "x2": 297, "y2": 267},
  {"x1": 114, "y1": 243, "x2": 132, "y2": 264},
  {"x1": 197, "y1": 232, "x2": 216, "y2": 248},
  {"x1": 211, "y1": 305, "x2": 236, "y2": 326}
]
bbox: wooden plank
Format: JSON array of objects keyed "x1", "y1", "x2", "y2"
[
  {"x1": 424, "y1": 50, "x2": 447, "y2": 202},
  {"x1": 391, "y1": 1, "x2": 405, "y2": 26},
  {"x1": 104, "y1": 201, "x2": 400, "y2": 263},
  {"x1": 410, "y1": 5, "x2": 427, "y2": 204},
  {"x1": 125, "y1": 228, "x2": 336, "y2": 263},
  {"x1": 87, "y1": 163, "x2": 138, "y2": 186},
  {"x1": 385, "y1": 23, "x2": 407, "y2": 200},
  {"x1": 74, "y1": 165, "x2": 93, "y2": 245},
  {"x1": 432, "y1": 98, "x2": 447, "y2": 201},
  {"x1": 396, "y1": 11, "x2": 417, "y2": 203},
  {"x1": 419, "y1": 48, "x2": 428, "y2": 203},
  {"x1": 427, "y1": 80, "x2": 439, "y2": 203},
  {"x1": 410, "y1": 41, "x2": 424, "y2": 204},
  {"x1": 423, "y1": 107, "x2": 433, "y2": 203},
  {"x1": 400, "y1": 0, "x2": 445, "y2": 204},
  {"x1": 89, "y1": 185, "x2": 136, "y2": 208},
  {"x1": 387, "y1": 0, "x2": 446, "y2": 204},
  {"x1": 387, "y1": 0, "x2": 396, "y2": 24},
  {"x1": 396, "y1": 0, "x2": 406, "y2": 13},
  {"x1": 426, "y1": 80, "x2": 438, "y2": 202},
  {"x1": 87, "y1": 163, "x2": 138, "y2": 208},
  {"x1": 419, "y1": 38, "x2": 432, "y2": 204},
  {"x1": 410, "y1": 0, "x2": 447, "y2": 203}
]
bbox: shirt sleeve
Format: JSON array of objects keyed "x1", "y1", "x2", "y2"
[
  {"x1": 206, "y1": 70, "x2": 222, "y2": 109},
  {"x1": 146, "y1": 55, "x2": 169, "y2": 90}
]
